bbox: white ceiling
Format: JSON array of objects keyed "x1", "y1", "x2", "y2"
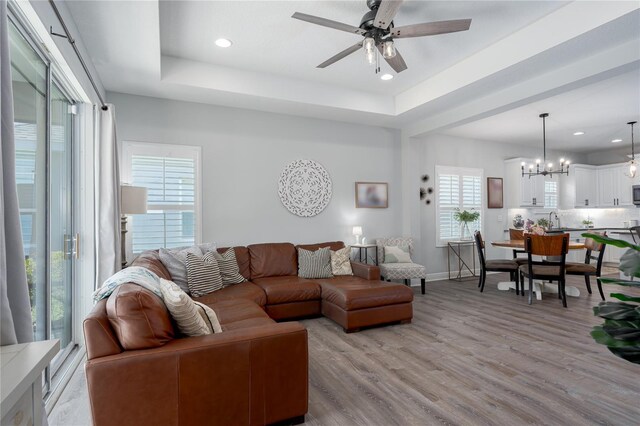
[
  {"x1": 63, "y1": 0, "x2": 640, "y2": 137},
  {"x1": 159, "y1": 1, "x2": 567, "y2": 95},
  {"x1": 441, "y1": 69, "x2": 640, "y2": 153}
]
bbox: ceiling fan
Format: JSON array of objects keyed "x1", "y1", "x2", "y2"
[{"x1": 292, "y1": 0, "x2": 472, "y2": 74}]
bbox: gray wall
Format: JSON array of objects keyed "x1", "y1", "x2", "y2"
[
  {"x1": 410, "y1": 134, "x2": 587, "y2": 277},
  {"x1": 108, "y1": 92, "x2": 402, "y2": 247},
  {"x1": 584, "y1": 147, "x2": 631, "y2": 165}
]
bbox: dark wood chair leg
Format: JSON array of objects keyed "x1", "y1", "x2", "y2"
[
  {"x1": 480, "y1": 271, "x2": 487, "y2": 292},
  {"x1": 520, "y1": 272, "x2": 525, "y2": 297},
  {"x1": 584, "y1": 275, "x2": 592, "y2": 294},
  {"x1": 528, "y1": 275, "x2": 534, "y2": 305},
  {"x1": 420, "y1": 278, "x2": 426, "y2": 295},
  {"x1": 404, "y1": 279, "x2": 410, "y2": 287},
  {"x1": 380, "y1": 275, "x2": 385, "y2": 281},
  {"x1": 515, "y1": 270, "x2": 520, "y2": 295},
  {"x1": 560, "y1": 279, "x2": 567, "y2": 308},
  {"x1": 597, "y1": 278, "x2": 605, "y2": 301}
]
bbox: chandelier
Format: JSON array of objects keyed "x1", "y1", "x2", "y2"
[
  {"x1": 521, "y1": 113, "x2": 570, "y2": 178},
  {"x1": 625, "y1": 121, "x2": 637, "y2": 178}
]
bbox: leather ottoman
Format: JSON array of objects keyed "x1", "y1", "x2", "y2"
[{"x1": 317, "y1": 277, "x2": 414, "y2": 332}]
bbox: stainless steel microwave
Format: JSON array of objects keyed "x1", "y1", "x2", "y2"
[{"x1": 633, "y1": 185, "x2": 640, "y2": 206}]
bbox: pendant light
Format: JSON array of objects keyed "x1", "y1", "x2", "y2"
[
  {"x1": 521, "y1": 113, "x2": 570, "y2": 178},
  {"x1": 626, "y1": 121, "x2": 638, "y2": 178}
]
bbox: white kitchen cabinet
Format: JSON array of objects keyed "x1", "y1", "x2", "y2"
[
  {"x1": 505, "y1": 158, "x2": 546, "y2": 207},
  {"x1": 573, "y1": 165, "x2": 598, "y2": 208},
  {"x1": 597, "y1": 164, "x2": 637, "y2": 207}
]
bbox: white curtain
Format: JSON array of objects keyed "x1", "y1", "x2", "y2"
[
  {"x1": 0, "y1": 0, "x2": 33, "y2": 346},
  {"x1": 94, "y1": 105, "x2": 121, "y2": 288}
]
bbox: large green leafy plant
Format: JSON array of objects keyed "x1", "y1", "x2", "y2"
[
  {"x1": 583, "y1": 233, "x2": 640, "y2": 364},
  {"x1": 453, "y1": 208, "x2": 480, "y2": 223}
]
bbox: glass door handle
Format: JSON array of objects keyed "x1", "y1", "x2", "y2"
[
  {"x1": 72, "y1": 233, "x2": 80, "y2": 260},
  {"x1": 63, "y1": 234, "x2": 73, "y2": 259}
]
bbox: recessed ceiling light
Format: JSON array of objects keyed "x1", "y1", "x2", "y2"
[
  {"x1": 380, "y1": 73, "x2": 393, "y2": 81},
  {"x1": 612, "y1": 139, "x2": 623, "y2": 143},
  {"x1": 215, "y1": 38, "x2": 232, "y2": 48},
  {"x1": 573, "y1": 131, "x2": 585, "y2": 136}
]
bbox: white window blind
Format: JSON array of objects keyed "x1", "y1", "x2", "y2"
[
  {"x1": 436, "y1": 166, "x2": 483, "y2": 246},
  {"x1": 544, "y1": 180, "x2": 558, "y2": 209},
  {"x1": 121, "y1": 142, "x2": 201, "y2": 255}
]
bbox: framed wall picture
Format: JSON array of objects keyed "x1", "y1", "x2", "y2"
[
  {"x1": 487, "y1": 177, "x2": 503, "y2": 209},
  {"x1": 355, "y1": 182, "x2": 388, "y2": 208}
]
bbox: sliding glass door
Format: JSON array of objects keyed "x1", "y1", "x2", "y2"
[{"x1": 9, "y1": 17, "x2": 77, "y2": 390}]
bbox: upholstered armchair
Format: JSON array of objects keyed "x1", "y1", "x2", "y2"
[{"x1": 376, "y1": 237, "x2": 426, "y2": 294}]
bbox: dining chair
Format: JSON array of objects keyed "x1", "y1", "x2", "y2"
[
  {"x1": 509, "y1": 228, "x2": 528, "y2": 267},
  {"x1": 474, "y1": 231, "x2": 520, "y2": 293},
  {"x1": 519, "y1": 233, "x2": 570, "y2": 306},
  {"x1": 565, "y1": 232, "x2": 607, "y2": 300}
]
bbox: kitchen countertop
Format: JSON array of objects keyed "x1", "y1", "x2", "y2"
[{"x1": 505, "y1": 227, "x2": 635, "y2": 233}]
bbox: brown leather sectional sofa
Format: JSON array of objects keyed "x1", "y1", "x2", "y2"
[{"x1": 83, "y1": 241, "x2": 414, "y2": 426}]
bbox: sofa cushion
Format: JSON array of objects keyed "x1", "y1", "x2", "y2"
[
  {"x1": 298, "y1": 247, "x2": 333, "y2": 279},
  {"x1": 158, "y1": 278, "x2": 222, "y2": 335},
  {"x1": 106, "y1": 283, "x2": 174, "y2": 350},
  {"x1": 248, "y1": 243, "x2": 297, "y2": 278},
  {"x1": 318, "y1": 277, "x2": 414, "y2": 311},
  {"x1": 296, "y1": 241, "x2": 345, "y2": 252},
  {"x1": 212, "y1": 248, "x2": 247, "y2": 285},
  {"x1": 185, "y1": 251, "x2": 224, "y2": 297},
  {"x1": 207, "y1": 299, "x2": 274, "y2": 331},
  {"x1": 158, "y1": 245, "x2": 204, "y2": 293},
  {"x1": 251, "y1": 276, "x2": 321, "y2": 305},
  {"x1": 193, "y1": 282, "x2": 267, "y2": 307},
  {"x1": 217, "y1": 246, "x2": 251, "y2": 280},
  {"x1": 331, "y1": 246, "x2": 353, "y2": 276}
]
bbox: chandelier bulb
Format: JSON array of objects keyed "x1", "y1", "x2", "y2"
[{"x1": 382, "y1": 40, "x2": 396, "y2": 59}]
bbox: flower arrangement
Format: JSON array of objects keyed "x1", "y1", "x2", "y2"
[{"x1": 582, "y1": 219, "x2": 594, "y2": 228}]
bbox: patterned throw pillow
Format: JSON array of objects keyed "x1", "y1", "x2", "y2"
[
  {"x1": 158, "y1": 278, "x2": 221, "y2": 336},
  {"x1": 330, "y1": 246, "x2": 353, "y2": 276},
  {"x1": 298, "y1": 247, "x2": 333, "y2": 279},
  {"x1": 384, "y1": 245, "x2": 412, "y2": 263},
  {"x1": 158, "y1": 246, "x2": 203, "y2": 293},
  {"x1": 211, "y1": 248, "x2": 247, "y2": 286},
  {"x1": 185, "y1": 251, "x2": 223, "y2": 297}
]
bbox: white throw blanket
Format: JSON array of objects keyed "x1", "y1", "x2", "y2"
[{"x1": 93, "y1": 266, "x2": 164, "y2": 302}]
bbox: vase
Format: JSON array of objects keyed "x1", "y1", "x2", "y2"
[{"x1": 460, "y1": 222, "x2": 472, "y2": 240}]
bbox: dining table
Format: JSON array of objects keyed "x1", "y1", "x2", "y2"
[{"x1": 490, "y1": 239, "x2": 586, "y2": 300}]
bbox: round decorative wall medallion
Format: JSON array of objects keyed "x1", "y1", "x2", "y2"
[{"x1": 278, "y1": 159, "x2": 332, "y2": 217}]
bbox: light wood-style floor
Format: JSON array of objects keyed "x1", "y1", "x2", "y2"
[{"x1": 50, "y1": 273, "x2": 640, "y2": 425}]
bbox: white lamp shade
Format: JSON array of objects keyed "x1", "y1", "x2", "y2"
[
  {"x1": 352, "y1": 226, "x2": 363, "y2": 236},
  {"x1": 121, "y1": 185, "x2": 148, "y2": 214}
]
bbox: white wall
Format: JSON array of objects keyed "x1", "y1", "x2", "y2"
[
  {"x1": 409, "y1": 134, "x2": 587, "y2": 278},
  {"x1": 108, "y1": 92, "x2": 403, "y2": 247}
]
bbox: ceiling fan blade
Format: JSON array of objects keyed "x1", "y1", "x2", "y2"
[
  {"x1": 317, "y1": 42, "x2": 363, "y2": 68},
  {"x1": 373, "y1": 0, "x2": 404, "y2": 29},
  {"x1": 391, "y1": 19, "x2": 472, "y2": 38},
  {"x1": 377, "y1": 44, "x2": 407, "y2": 73},
  {"x1": 292, "y1": 12, "x2": 366, "y2": 35}
]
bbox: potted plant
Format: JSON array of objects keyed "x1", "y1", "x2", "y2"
[
  {"x1": 582, "y1": 219, "x2": 594, "y2": 228},
  {"x1": 536, "y1": 218, "x2": 550, "y2": 230},
  {"x1": 453, "y1": 208, "x2": 480, "y2": 240},
  {"x1": 582, "y1": 233, "x2": 640, "y2": 364}
]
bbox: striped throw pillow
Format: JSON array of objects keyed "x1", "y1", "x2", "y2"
[
  {"x1": 211, "y1": 249, "x2": 247, "y2": 285},
  {"x1": 158, "y1": 278, "x2": 221, "y2": 336},
  {"x1": 298, "y1": 247, "x2": 333, "y2": 279},
  {"x1": 185, "y1": 251, "x2": 223, "y2": 297}
]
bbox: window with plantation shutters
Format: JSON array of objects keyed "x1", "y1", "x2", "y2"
[
  {"x1": 121, "y1": 142, "x2": 201, "y2": 255},
  {"x1": 544, "y1": 180, "x2": 558, "y2": 208},
  {"x1": 435, "y1": 166, "x2": 483, "y2": 246}
]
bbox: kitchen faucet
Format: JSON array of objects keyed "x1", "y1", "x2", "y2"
[{"x1": 548, "y1": 211, "x2": 559, "y2": 230}]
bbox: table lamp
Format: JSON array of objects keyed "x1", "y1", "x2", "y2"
[
  {"x1": 352, "y1": 226, "x2": 363, "y2": 245},
  {"x1": 121, "y1": 185, "x2": 148, "y2": 268}
]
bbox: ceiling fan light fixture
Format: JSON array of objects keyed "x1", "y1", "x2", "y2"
[
  {"x1": 380, "y1": 73, "x2": 393, "y2": 80},
  {"x1": 363, "y1": 37, "x2": 376, "y2": 65},
  {"x1": 382, "y1": 40, "x2": 396, "y2": 59}
]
